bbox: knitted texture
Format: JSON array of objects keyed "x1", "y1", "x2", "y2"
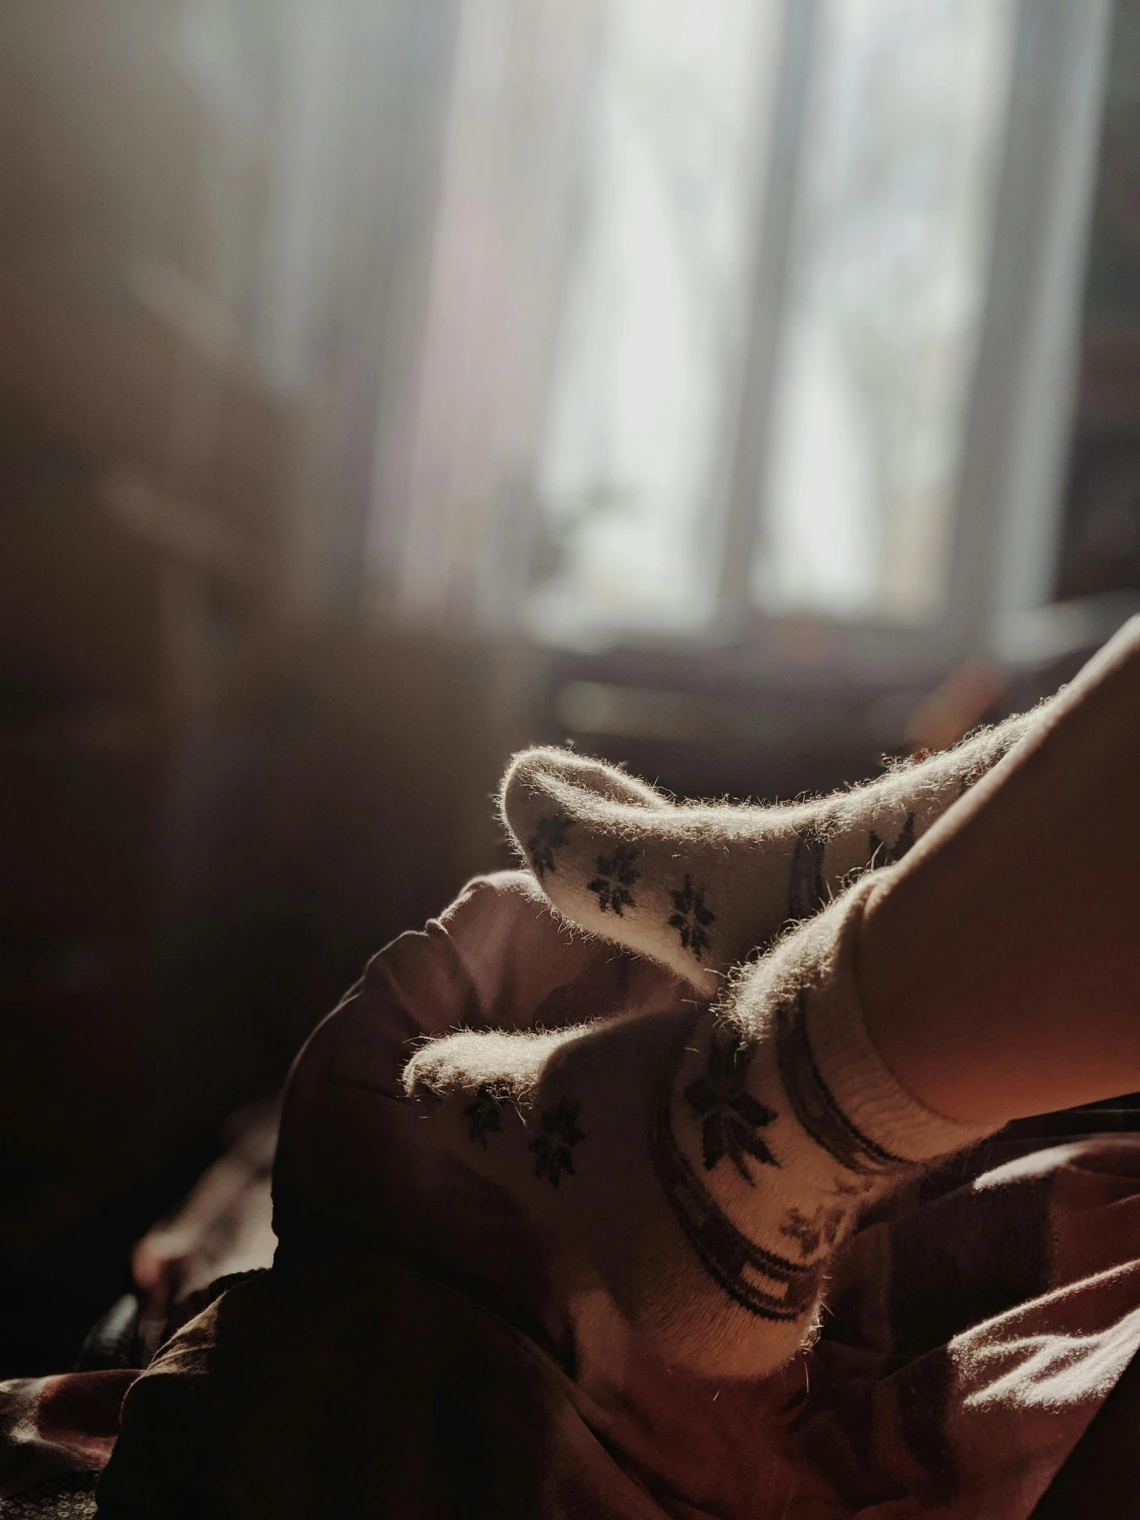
[
  {"x1": 402, "y1": 878, "x2": 994, "y2": 1377},
  {"x1": 499, "y1": 709, "x2": 1041, "y2": 995}
]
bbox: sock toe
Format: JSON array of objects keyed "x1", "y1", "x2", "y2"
[
  {"x1": 403, "y1": 1025, "x2": 585, "y2": 1108},
  {"x1": 503, "y1": 747, "x2": 782, "y2": 992},
  {"x1": 500, "y1": 746, "x2": 670, "y2": 825}
]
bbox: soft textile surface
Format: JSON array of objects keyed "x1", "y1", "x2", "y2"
[
  {"x1": 0, "y1": 1106, "x2": 279, "y2": 1517},
  {"x1": 0, "y1": 1369, "x2": 129, "y2": 1516},
  {"x1": 20, "y1": 872, "x2": 1140, "y2": 1516}
]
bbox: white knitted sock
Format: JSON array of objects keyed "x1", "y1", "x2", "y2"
[
  {"x1": 402, "y1": 877, "x2": 995, "y2": 1377},
  {"x1": 500, "y1": 709, "x2": 1041, "y2": 994}
]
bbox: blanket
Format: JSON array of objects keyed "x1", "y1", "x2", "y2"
[{"x1": 7, "y1": 872, "x2": 1140, "y2": 1517}]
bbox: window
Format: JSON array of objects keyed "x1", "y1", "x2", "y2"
[
  {"x1": 530, "y1": 0, "x2": 780, "y2": 639},
  {"x1": 374, "y1": 0, "x2": 1111, "y2": 669},
  {"x1": 756, "y1": 0, "x2": 1016, "y2": 626}
]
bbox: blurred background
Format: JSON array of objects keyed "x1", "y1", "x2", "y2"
[{"x1": 1, "y1": 0, "x2": 1139, "y2": 1373}]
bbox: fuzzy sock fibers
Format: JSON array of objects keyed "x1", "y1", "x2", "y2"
[
  {"x1": 499, "y1": 708, "x2": 1041, "y2": 995},
  {"x1": 402, "y1": 876, "x2": 994, "y2": 1377}
]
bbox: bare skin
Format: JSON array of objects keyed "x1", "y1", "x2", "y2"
[{"x1": 859, "y1": 616, "x2": 1140, "y2": 1126}]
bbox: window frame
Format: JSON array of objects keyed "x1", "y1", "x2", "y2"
[{"x1": 697, "y1": 0, "x2": 1113, "y2": 685}]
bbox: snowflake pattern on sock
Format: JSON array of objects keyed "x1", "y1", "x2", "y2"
[
  {"x1": 779, "y1": 1202, "x2": 846, "y2": 1259},
  {"x1": 463, "y1": 1084, "x2": 507, "y2": 1147},
  {"x1": 684, "y1": 1033, "x2": 779, "y2": 1183},
  {"x1": 587, "y1": 845, "x2": 641, "y2": 915},
  {"x1": 669, "y1": 875, "x2": 716, "y2": 960},
  {"x1": 828, "y1": 1173, "x2": 877, "y2": 1199},
  {"x1": 652, "y1": 1022, "x2": 822, "y2": 1323},
  {"x1": 528, "y1": 1098, "x2": 586, "y2": 1187},
  {"x1": 526, "y1": 813, "x2": 572, "y2": 881}
]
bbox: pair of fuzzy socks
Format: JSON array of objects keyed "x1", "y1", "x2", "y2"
[{"x1": 403, "y1": 709, "x2": 1041, "y2": 1377}]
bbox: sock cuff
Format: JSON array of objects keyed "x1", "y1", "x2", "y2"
[{"x1": 791, "y1": 877, "x2": 995, "y2": 1166}]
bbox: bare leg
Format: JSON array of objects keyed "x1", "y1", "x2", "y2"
[
  {"x1": 860, "y1": 617, "x2": 1140, "y2": 1125},
  {"x1": 402, "y1": 623, "x2": 1140, "y2": 1374}
]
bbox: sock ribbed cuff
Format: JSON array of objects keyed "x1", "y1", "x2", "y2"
[
  {"x1": 741, "y1": 875, "x2": 997, "y2": 1179},
  {"x1": 791, "y1": 876, "x2": 995, "y2": 1165}
]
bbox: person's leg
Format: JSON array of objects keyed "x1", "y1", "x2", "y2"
[
  {"x1": 859, "y1": 615, "x2": 1140, "y2": 1125},
  {"x1": 500, "y1": 706, "x2": 1044, "y2": 995},
  {"x1": 404, "y1": 620, "x2": 1140, "y2": 1377},
  {"x1": 403, "y1": 873, "x2": 991, "y2": 1378}
]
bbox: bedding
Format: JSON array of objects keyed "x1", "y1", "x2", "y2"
[{"x1": 5, "y1": 873, "x2": 1140, "y2": 1517}]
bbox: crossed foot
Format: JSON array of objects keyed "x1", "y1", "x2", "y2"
[{"x1": 402, "y1": 711, "x2": 1036, "y2": 1376}]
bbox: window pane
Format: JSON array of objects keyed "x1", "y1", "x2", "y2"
[
  {"x1": 526, "y1": 0, "x2": 780, "y2": 641},
  {"x1": 753, "y1": 0, "x2": 1017, "y2": 625}
]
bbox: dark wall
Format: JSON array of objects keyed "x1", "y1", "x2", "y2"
[{"x1": 1057, "y1": 0, "x2": 1140, "y2": 600}]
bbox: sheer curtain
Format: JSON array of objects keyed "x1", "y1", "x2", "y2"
[
  {"x1": 338, "y1": 0, "x2": 1107, "y2": 661},
  {"x1": 365, "y1": 0, "x2": 604, "y2": 626},
  {"x1": 756, "y1": 0, "x2": 1018, "y2": 625},
  {"x1": 159, "y1": 0, "x2": 1106, "y2": 656}
]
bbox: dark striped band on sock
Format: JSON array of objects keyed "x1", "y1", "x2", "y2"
[
  {"x1": 786, "y1": 826, "x2": 829, "y2": 922},
  {"x1": 650, "y1": 1025, "x2": 822, "y2": 1324},
  {"x1": 775, "y1": 989, "x2": 908, "y2": 1174}
]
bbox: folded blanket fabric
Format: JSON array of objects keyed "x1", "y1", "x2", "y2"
[
  {"x1": 0, "y1": 1368, "x2": 131, "y2": 1515},
  {"x1": 92, "y1": 873, "x2": 1140, "y2": 1519}
]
